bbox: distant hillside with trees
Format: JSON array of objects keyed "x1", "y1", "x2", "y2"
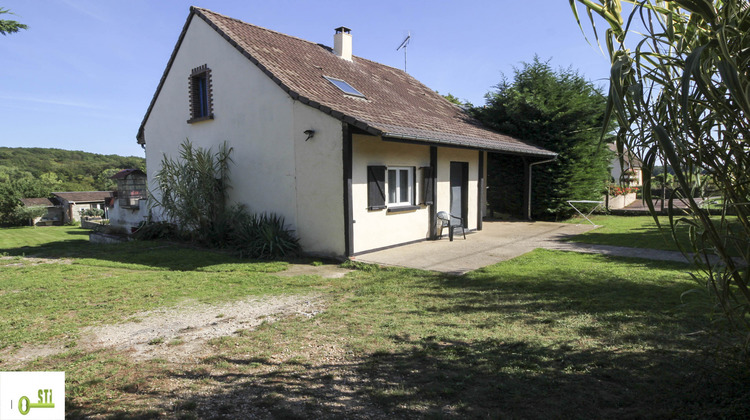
[
  {"x1": 0, "y1": 147, "x2": 145, "y2": 194},
  {"x1": 0, "y1": 147, "x2": 146, "y2": 225}
]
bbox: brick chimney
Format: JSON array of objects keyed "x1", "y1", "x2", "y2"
[{"x1": 333, "y1": 26, "x2": 352, "y2": 61}]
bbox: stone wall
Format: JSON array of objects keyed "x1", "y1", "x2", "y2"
[{"x1": 607, "y1": 192, "x2": 637, "y2": 210}]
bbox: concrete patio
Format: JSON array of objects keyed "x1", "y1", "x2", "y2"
[{"x1": 352, "y1": 220, "x2": 598, "y2": 275}]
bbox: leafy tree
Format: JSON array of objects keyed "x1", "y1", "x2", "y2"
[
  {"x1": 0, "y1": 7, "x2": 27, "y2": 35},
  {"x1": 473, "y1": 56, "x2": 614, "y2": 220},
  {"x1": 12, "y1": 205, "x2": 46, "y2": 225},
  {"x1": 572, "y1": 1, "x2": 749, "y2": 346},
  {"x1": 39, "y1": 172, "x2": 62, "y2": 192},
  {"x1": 0, "y1": 166, "x2": 54, "y2": 224},
  {"x1": 95, "y1": 168, "x2": 122, "y2": 191},
  {"x1": 0, "y1": 147, "x2": 145, "y2": 191}
]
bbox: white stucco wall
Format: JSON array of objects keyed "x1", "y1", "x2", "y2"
[
  {"x1": 109, "y1": 199, "x2": 150, "y2": 232},
  {"x1": 352, "y1": 135, "x2": 431, "y2": 254},
  {"x1": 142, "y1": 16, "x2": 347, "y2": 256},
  {"x1": 291, "y1": 102, "x2": 345, "y2": 257},
  {"x1": 436, "y1": 147, "x2": 479, "y2": 231},
  {"x1": 611, "y1": 157, "x2": 643, "y2": 187},
  {"x1": 142, "y1": 17, "x2": 298, "y2": 230}
]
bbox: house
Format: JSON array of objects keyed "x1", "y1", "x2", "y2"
[
  {"x1": 136, "y1": 7, "x2": 555, "y2": 258},
  {"x1": 19, "y1": 191, "x2": 113, "y2": 225},
  {"x1": 609, "y1": 143, "x2": 643, "y2": 187},
  {"x1": 19, "y1": 197, "x2": 63, "y2": 226},
  {"x1": 52, "y1": 191, "x2": 113, "y2": 223}
]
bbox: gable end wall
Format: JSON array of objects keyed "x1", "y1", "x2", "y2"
[{"x1": 143, "y1": 17, "x2": 299, "y2": 234}]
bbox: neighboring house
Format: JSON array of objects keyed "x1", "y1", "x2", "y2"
[
  {"x1": 108, "y1": 169, "x2": 149, "y2": 231},
  {"x1": 19, "y1": 197, "x2": 63, "y2": 226},
  {"x1": 609, "y1": 143, "x2": 643, "y2": 187},
  {"x1": 52, "y1": 191, "x2": 113, "y2": 223},
  {"x1": 137, "y1": 7, "x2": 555, "y2": 258}
]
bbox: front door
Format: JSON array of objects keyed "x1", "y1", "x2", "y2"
[{"x1": 450, "y1": 161, "x2": 468, "y2": 228}]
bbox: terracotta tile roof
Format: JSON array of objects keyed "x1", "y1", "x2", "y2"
[
  {"x1": 138, "y1": 7, "x2": 554, "y2": 157},
  {"x1": 110, "y1": 169, "x2": 146, "y2": 179},
  {"x1": 20, "y1": 197, "x2": 60, "y2": 207},
  {"x1": 52, "y1": 191, "x2": 113, "y2": 203}
]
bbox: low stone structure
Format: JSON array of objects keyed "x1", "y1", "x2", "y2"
[{"x1": 607, "y1": 192, "x2": 638, "y2": 210}]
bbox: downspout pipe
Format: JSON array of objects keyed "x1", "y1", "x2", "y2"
[{"x1": 526, "y1": 156, "x2": 557, "y2": 220}]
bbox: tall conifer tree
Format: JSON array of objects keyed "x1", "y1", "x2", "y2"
[{"x1": 474, "y1": 57, "x2": 614, "y2": 220}]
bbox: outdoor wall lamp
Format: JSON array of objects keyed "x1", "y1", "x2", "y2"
[{"x1": 304, "y1": 129, "x2": 315, "y2": 141}]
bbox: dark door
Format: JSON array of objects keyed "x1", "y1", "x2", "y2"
[{"x1": 450, "y1": 161, "x2": 469, "y2": 228}]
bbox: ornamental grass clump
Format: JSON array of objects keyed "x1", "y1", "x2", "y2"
[
  {"x1": 227, "y1": 209, "x2": 300, "y2": 259},
  {"x1": 572, "y1": 0, "x2": 750, "y2": 352},
  {"x1": 153, "y1": 139, "x2": 233, "y2": 246}
]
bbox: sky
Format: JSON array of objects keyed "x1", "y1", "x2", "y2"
[{"x1": 0, "y1": 1, "x2": 613, "y2": 158}]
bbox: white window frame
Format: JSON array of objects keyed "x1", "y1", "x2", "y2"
[{"x1": 387, "y1": 167, "x2": 414, "y2": 207}]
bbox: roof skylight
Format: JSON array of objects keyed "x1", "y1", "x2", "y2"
[{"x1": 324, "y1": 76, "x2": 365, "y2": 97}]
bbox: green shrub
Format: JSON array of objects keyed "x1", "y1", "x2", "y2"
[
  {"x1": 81, "y1": 208, "x2": 105, "y2": 218},
  {"x1": 151, "y1": 140, "x2": 300, "y2": 258},
  {"x1": 228, "y1": 208, "x2": 300, "y2": 259},
  {"x1": 132, "y1": 221, "x2": 180, "y2": 241}
]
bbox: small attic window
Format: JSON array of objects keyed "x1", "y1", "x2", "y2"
[
  {"x1": 324, "y1": 76, "x2": 365, "y2": 97},
  {"x1": 188, "y1": 64, "x2": 214, "y2": 123}
]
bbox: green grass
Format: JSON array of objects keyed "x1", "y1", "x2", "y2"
[
  {"x1": 0, "y1": 227, "x2": 301, "y2": 350},
  {"x1": 0, "y1": 225, "x2": 91, "y2": 249},
  {"x1": 2, "y1": 225, "x2": 747, "y2": 418},
  {"x1": 567, "y1": 215, "x2": 746, "y2": 257},
  {"x1": 564, "y1": 215, "x2": 687, "y2": 250}
]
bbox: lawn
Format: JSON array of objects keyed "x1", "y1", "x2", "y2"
[
  {"x1": 1, "y1": 225, "x2": 747, "y2": 418},
  {"x1": 565, "y1": 214, "x2": 748, "y2": 255}
]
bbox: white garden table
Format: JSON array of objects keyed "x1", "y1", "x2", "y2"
[{"x1": 566, "y1": 200, "x2": 604, "y2": 226}]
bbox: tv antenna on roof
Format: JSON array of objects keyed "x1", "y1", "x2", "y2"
[{"x1": 396, "y1": 32, "x2": 411, "y2": 72}]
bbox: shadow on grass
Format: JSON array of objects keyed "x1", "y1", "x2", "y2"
[
  {"x1": 67, "y1": 256, "x2": 750, "y2": 419},
  {"x1": 421, "y1": 258, "x2": 706, "y2": 344},
  {"x1": 0, "y1": 237, "x2": 280, "y2": 272},
  {"x1": 77, "y1": 336, "x2": 750, "y2": 419}
]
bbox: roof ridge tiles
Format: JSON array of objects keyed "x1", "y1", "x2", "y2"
[{"x1": 193, "y1": 7, "x2": 352, "y2": 59}]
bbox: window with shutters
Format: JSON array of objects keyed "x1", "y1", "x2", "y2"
[
  {"x1": 387, "y1": 167, "x2": 413, "y2": 206},
  {"x1": 188, "y1": 64, "x2": 214, "y2": 123},
  {"x1": 367, "y1": 165, "x2": 417, "y2": 211}
]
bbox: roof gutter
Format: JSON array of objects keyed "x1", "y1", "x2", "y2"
[{"x1": 381, "y1": 131, "x2": 558, "y2": 158}]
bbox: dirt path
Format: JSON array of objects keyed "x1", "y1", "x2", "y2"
[
  {"x1": 2, "y1": 294, "x2": 327, "y2": 367},
  {"x1": 82, "y1": 295, "x2": 326, "y2": 362}
]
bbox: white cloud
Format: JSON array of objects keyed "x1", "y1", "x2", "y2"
[
  {"x1": 58, "y1": 0, "x2": 110, "y2": 23},
  {"x1": 0, "y1": 94, "x2": 104, "y2": 110}
]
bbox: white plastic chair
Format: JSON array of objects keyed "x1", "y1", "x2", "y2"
[{"x1": 437, "y1": 211, "x2": 466, "y2": 241}]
